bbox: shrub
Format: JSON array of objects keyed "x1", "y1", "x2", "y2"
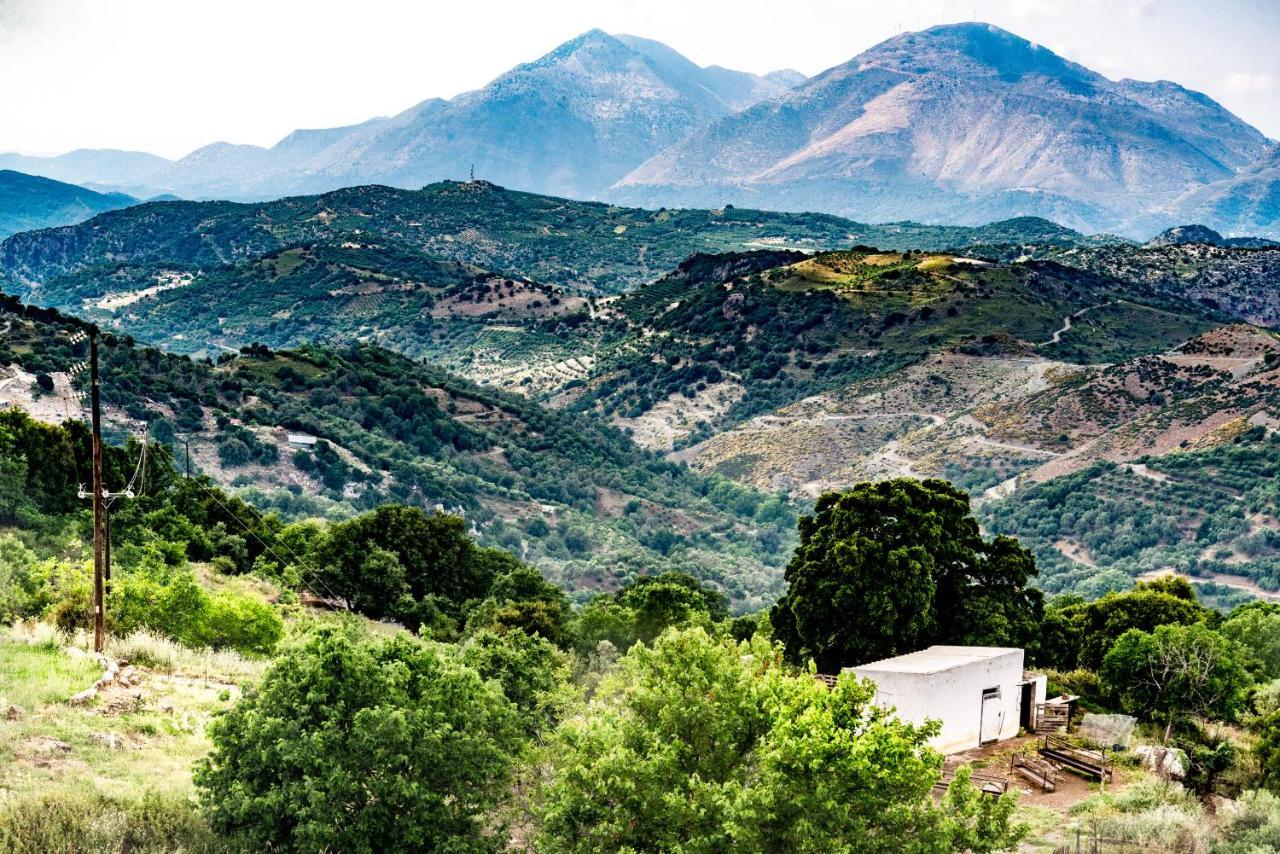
[
  {"x1": 1216, "y1": 789, "x2": 1280, "y2": 852},
  {"x1": 195, "y1": 628, "x2": 519, "y2": 851},
  {"x1": 111, "y1": 562, "x2": 282, "y2": 657},
  {"x1": 0, "y1": 787, "x2": 213, "y2": 853},
  {"x1": 196, "y1": 593, "x2": 284, "y2": 656}
]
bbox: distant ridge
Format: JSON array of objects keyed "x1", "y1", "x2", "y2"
[
  {"x1": 0, "y1": 170, "x2": 137, "y2": 239},
  {"x1": 611, "y1": 22, "x2": 1272, "y2": 238},
  {"x1": 1145, "y1": 224, "x2": 1279, "y2": 249},
  {"x1": 0, "y1": 149, "x2": 172, "y2": 193}
]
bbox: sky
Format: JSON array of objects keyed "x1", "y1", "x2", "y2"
[{"x1": 1, "y1": 0, "x2": 1278, "y2": 159}]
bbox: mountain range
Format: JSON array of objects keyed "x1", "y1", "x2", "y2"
[
  {"x1": 20, "y1": 30, "x2": 803, "y2": 204},
  {"x1": 612, "y1": 23, "x2": 1275, "y2": 237},
  {"x1": 3, "y1": 23, "x2": 1276, "y2": 238}
]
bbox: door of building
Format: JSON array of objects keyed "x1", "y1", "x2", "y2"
[
  {"x1": 1019, "y1": 681, "x2": 1035, "y2": 730},
  {"x1": 979, "y1": 687, "x2": 1004, "y2": 745}
]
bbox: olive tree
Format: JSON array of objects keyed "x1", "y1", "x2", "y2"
[{"x1": 1101, "y1": 623, "x2": 1251, "y2": 740}]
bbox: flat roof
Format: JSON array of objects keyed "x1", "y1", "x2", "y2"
[{"x1": 845, "y1": 645, "x2": 1023, "y2": 675}]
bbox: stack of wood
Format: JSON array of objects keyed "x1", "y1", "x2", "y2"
[
  {"x1": 1011, "y1": 754, "x2": 1063, "y2": 792},
  {"x1": 933, "y1": 767, "x2": 1010, "y2": 797}
]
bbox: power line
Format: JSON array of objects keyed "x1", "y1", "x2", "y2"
[{"x1": 150, "y1": 442, "x2": 349, "y2": 610}]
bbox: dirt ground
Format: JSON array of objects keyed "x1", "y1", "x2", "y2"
[{"x1": 945, "y1": 733, "x2": 1128, "y2": 813}]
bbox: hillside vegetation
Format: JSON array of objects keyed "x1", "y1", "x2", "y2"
[
  {"x1": 0, "y1": 170, "x2": 136, "y2": 239},
  {"x1": 0, "y1": 297, "x2": 794, "y2": 609}
]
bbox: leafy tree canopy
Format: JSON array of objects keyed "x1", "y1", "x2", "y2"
[
  {"x1": 310, "y1": 505, "x2": 498, "y2": 623},
  {"x1": 1100, "y1": 623, "x2": 1251, "y2": 737},
  {"x1": 1219, "y1": 602, "x2": 1280, "y2": 681},
  {"x1": 534, "y1": 627, "x2": 1024, "y2": 853},
  {"x1": 770, "y1": 479, "x2": 1042, "y2": 671},
  {"x1": 1044, "y1": 587, "x2": 1211, "y2": 671},
  {"x1": 195, "y1": 628, "x2": 519, "y2": 852}
]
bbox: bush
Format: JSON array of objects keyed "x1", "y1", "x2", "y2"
[
  {"x1": 196, "y1": 593, "x2": 284, "y2": 656},
  {"x1": 1216, "y1": 789, "x2": 1280, "y2": 852},
  {"x1": 0, "y1": 786, "x2": 213, "y2": 853},
  {"x1": 111, "y1": 561, "x2": 282, "y2": 657},
  {"x1": 195, "y1": 628, "x2": 519, "y2": 851},
  {"x1": 1070, "y1": 780, "x2": 1208, "y2": 852}
]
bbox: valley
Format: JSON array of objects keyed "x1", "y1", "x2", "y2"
[
  {"x1": 4, "y1": 9, "x2": 1280, "y2": 851},
  {"x1": 2, "y1": 186, "x2": 1277, "y2": 606}
]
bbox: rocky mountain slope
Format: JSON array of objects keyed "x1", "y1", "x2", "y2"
[
  {"x1": 1028, "y1": 242, "x2": 1280, "y2": 328},
  {"x1": 612, "y1": 22, "x2": 1272, "y2": 238},
  {"x1": 112, "y1": 31, "x2": 804, "y2": 202},
  {"x1": 0, "y1": 170, "x2": 137, "y2": 239},
  {"x1": 1163, "y1": 145, "x2": 1280, "y2": 240}
]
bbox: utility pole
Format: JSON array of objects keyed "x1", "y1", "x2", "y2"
[{"x1": 89, "y1": 329, "x2": 105, "y2": 654}]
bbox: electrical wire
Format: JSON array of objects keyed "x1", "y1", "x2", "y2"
[{"x1": 151, "y1": 442, "x2": 349, "y2": 609}]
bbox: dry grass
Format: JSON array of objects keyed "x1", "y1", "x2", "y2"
[{"x1": 0, "y1": 620, "x2": 262, "y2": 851}]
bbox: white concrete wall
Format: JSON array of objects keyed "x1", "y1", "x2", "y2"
[{"x1": 851, "y1": 650, "x2": 1025, "y2": 754}]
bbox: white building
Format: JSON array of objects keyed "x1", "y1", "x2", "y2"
[
  {"x1": 287, "y1": 433, "x2": 318, "y2": 449},
  {"x1": 846, "y1": 646, "x2": 1047, "y2": 755}
]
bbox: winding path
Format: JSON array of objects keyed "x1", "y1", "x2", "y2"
[{"x1": 1038, "y1": 301, "x2": 1121, "y2": 347}]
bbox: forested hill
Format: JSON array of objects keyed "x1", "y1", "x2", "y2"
[
  {"x1": 0, "y1": 180, "x2": 1112, "y2": 295},
  {"x1": 0, "y1": 170, "x2": 136, "y2": 239},
  {"x1": 0, "y1": 295, "x2": 794, "y2": 609}
]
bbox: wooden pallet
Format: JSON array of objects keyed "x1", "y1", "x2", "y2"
[
  {"x1": 934, "y1": 767, "x2": 1009, "y2": 797},
  {"x1": 1038, "y1": 735, "x2": 1111, "y2": 782},
  {"x1": 1034, "y1": 702, "x2": 1072, "y2": 734},
  {"x1": 1011, "y1": 754, "x2": 1062, "y2": 792}
]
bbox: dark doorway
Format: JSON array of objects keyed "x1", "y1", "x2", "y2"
[{"x1": 1019, "y1": 682, "x2": 1034, "y2": 730}]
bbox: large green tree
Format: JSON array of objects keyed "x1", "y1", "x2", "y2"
[
  {"x1": 310, "y1": 505, "x2": 501, "y2": 623},
  {"x1": 1100, "y1": 623, "x2": 1251, "y2": 740},
  {"x1": 195, "y1": 628, "x2": 518, "y2": 852},
  {"x1": 1044, "y1": 587, "x2": 1211, "y2": 671},
  {"x1": 533, "y1": 627, "x2": 1023, "y2": 853},
  {"x1": 1220, "y1": 602, "x2": 1280, "y2": 681},
  {"x1": 770, "y1": 479, "x2": 1042, "y2": 671}
]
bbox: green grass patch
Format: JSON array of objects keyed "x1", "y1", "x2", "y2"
[{"x1": 0, "y1": 640, "x2": 100, "y2": 710}]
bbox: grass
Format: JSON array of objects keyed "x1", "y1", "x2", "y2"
[
  {"x1": 0, "y1": 624, "x2": 260, "y2": 852},
  {"x1": 0, "y1": 637, "x2": 100, "y2": 710}
]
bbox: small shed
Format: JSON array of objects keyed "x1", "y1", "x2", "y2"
[
  {"x1": 846, "y1": 646, "x2": 1046, "y2": 754},
  {"x1": 287, "y1": 433, "x2": 318, "y2": 449}
]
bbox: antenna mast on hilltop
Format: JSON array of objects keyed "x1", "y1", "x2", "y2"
[{"x1": 470, "y1": 164, "x2": 475, "y2": 182}]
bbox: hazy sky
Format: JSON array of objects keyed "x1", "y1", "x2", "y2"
[{"x1": 2, "y1": 0, "x2": 1278, "y2": 159}]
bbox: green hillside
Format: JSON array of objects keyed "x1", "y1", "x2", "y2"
[
  {"x1": 0, "y1": 295, "x2": 794, "y2": 609},
  {"x1": 983, "y1": 428, "x2": 1280, "y2": 605},
  {"x1": 0, "y1": 180, "x2": 1112, "y2": 295},
  {"x1": 0, "y1": 170, "x2": 136, "y2": 239}
]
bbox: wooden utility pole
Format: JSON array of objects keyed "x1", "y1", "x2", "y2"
[{"x1": 89, "y1": 329, "x2": 105, "y2": 654}]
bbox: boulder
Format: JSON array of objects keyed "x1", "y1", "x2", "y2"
[
  {"x1": 68, "y1": 687, "x2": 97, "y2": 706},
  {"x1": 91, "y1": 732, "x2": 126, "y2": 750},
  {"x1": 1134, "y1": 745, "x2": 1188, "y2": 780}
]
